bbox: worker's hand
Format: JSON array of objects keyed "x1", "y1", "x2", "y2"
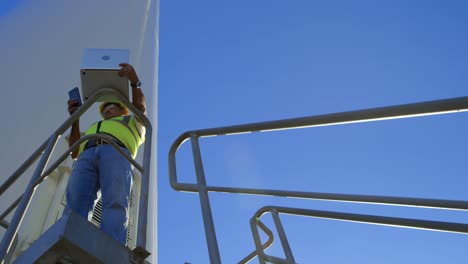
[
  {"x1": 118, "y1": 63, "x2": 139, "y2": 84},
  {"x1": 68, "y1": 99, "x2": 80, "y2": 115}
]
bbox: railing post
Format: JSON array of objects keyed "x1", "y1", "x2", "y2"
[
  {"x1": 271, "y1": 209, "x2": 295, "y2": 263},
  {"x1": 250, "y1": 218, "x2": 267, "y2": 264},
  {"x1": 134, "y1": 121, "x2": 152, "y2": 259},
  {"x1": 0, "y1": 134, "x2": 58, "y2": 263},
  {"x1": 190, "y1": 134, "x2": 221, "y2": 264}
]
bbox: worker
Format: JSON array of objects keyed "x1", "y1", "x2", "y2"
[{"x1": 64, "y1": 63, "x2": 146, "y2": 245}]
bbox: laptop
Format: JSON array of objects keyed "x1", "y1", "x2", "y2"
[{"x1": 80, "y1": 48, "x2": 130, "y2": 102}]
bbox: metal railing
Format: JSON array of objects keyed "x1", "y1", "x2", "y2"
[
  {"x1": 250, "y1": 206, "x2": 468, "y2": 263},
  {"x1": 168, "y1": 96, "x2": 468, "y2": 263},
  {"x1": 0, "y1": 87, "x2": 153, "y2": 263}
]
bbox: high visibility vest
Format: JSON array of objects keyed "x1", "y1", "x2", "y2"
[{"x1": 79, "y1": 115, "x2": 145, "y2": 158}]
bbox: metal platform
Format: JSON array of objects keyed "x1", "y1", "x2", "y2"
[{"x1": 14, "y1": 211, "x2": 134, "y2": 264}]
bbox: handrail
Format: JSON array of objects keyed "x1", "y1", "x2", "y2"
[
  {"x1": 170, "y1": 96, "x2": 468, "y2": 191},
  {"x1": 250, "y1": 206, "x2": 468, "y2": 263},
  {"x1": 0, "y1": 87, "x2": 152, "y2": 263},
  {"x1": 169, "y1": 97, "x2": 468, "y2": 209},
  {"x1": 168, "y1": 96, "x2": 468, "y2": 263},
  {"x1": 0, "y1": 141, "x2": 47, "y2": 198}
]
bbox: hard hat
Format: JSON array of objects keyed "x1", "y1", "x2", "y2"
[{"x1": 99, "y1": 101, "x2": 129, "y2": 117}]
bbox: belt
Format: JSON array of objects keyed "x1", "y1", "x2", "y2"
[{"x1": 84, "y1": 138, "x2": 126, "y2": 150}]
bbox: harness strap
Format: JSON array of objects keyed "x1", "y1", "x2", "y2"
[
  {"x1": 111, "y1": 116, "x2": 139, "y2": 143},
  {"x1": 96, "y1": 121, "x2": 103, "y2": 133},
  {"x1": 122, "y1": 115, "x2": 142, "y2": 138}
]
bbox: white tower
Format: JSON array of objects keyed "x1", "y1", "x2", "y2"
[{"x1": 0, "y1": 1, "x2": 159, "y2": 263}]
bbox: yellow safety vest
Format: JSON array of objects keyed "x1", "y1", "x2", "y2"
[{"x1": 79, "y1": 115, "x2": 145, "y2": 158}]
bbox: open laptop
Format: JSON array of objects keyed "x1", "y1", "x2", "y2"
[{"x1": 80, "y1": 48, "x2": 130, "y2": 102}]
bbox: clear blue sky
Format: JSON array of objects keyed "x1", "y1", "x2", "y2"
[{"x1": 158, "y1": 1, "x2": 468, "y2": 263}]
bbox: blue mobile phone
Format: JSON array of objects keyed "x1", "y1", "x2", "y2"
[{"x1": 68, "y1": 87, "x2": 82, "y2": 106}]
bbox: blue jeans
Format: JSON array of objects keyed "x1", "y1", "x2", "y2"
[{"x1": 64, "y1": 144, "x2": 133, "y2": 245}]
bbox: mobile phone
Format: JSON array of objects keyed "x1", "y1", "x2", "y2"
[{"x1": 68, "y1": 87, "x2": 82, "y2": 106}]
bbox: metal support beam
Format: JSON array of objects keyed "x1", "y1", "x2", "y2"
[
  {"x1": 0, "y1": 134, "x2": 59, "y2": 262},
  {"x1": 250, "y1": 218, "x2": 267, "y2": 264},
  {"x1": 191, "y1": 135, "x2": 221, "y2": 264},
  {"x1": 271, "y1": 210, "x2": 295, "y2": 263}
]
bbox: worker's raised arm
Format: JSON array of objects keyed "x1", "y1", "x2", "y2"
[
  {"x1": 118, "y1": 63, "x2": 147, "y2": 117},
  {"x1": 67, "y1": 99, "x2": 81, "y2": 159}
]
